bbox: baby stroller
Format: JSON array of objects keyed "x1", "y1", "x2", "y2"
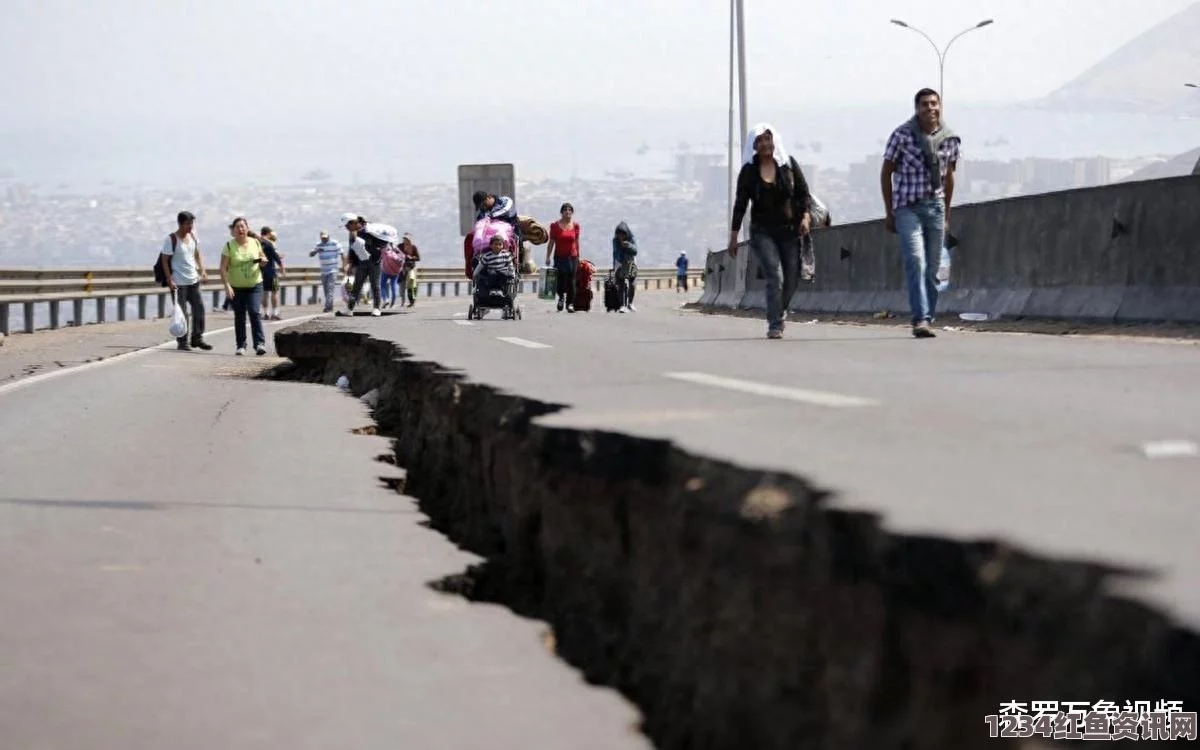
[
  {"x1": 469, "y1": 269, "x2": 521, "y2": 320},
  {"x1": 467, "y1": 218, "x2": 523, "y2": 321}
]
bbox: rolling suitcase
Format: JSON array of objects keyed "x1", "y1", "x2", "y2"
[
  {"x1": 604, "y1": 274, "x2": 622, "y2": 312},
  {"x1": 575, "y1": 286, "x2": 593, "y2": 312}
]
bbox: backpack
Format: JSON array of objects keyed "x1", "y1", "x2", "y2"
[
  {"x1": 381, "y1": 244, "x2": 404, "y2": 276},
  {"x1": 154, "y1": 234, "x2": 179, "y2": 287}
]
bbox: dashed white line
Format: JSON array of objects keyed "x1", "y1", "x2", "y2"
[
  {"x1": 496, "y1": 336, "x2": 553, "y2": 350},
  {"x1": 453, "y1": 320, "x2": 474, "y2": 326},
  {"x1": 1141, "y1": 440, "x2": 1199, "y2": 460},
  {"x1": 663, "y1": 371, "x2": 879, "y2": 408}
]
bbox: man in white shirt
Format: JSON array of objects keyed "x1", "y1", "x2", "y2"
[
  {"x1": 160, "y1": 210, "x2": 211, "y2": 351},
  {"x1": 309, "y1": 230, "x2": 344, "y2": 312}
]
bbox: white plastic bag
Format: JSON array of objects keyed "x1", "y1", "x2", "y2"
[
  {"x1": 935, "y1": 246, "x2": 952, "y2": 292},
  {"x1": 168, "y1": 301, "x2": 188, "y2": 339}
]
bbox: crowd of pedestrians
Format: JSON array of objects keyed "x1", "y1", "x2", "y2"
[{"x1": 158, "y1": 87, "x2": 961, "y2": 348}]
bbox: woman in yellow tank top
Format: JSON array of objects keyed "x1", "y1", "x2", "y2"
[{"x1": 219, "y1": 217, "x2": 269, "y2": 355}]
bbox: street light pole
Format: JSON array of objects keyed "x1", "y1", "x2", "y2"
[
  {"x1": 890, "y1": 18, "x2": 994, "y2": 115},
  {"x1": 735, "y1": 0, "x2": 748, "y2": 156},
  {"x1": 728, "y1": 0, "x2": 735, "y2": 231}
]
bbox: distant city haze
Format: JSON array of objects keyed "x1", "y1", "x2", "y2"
[
  {"x1": 0, "y1": 0, "x2": 1197, "y2": 267},
  {"x1": 2, "y1": 0, "x2": 1196, "y2": 185}
]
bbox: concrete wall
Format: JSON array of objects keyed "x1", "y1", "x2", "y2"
[{"x1": 703, "y1": 174, "x2": 1200, "y2": 323}]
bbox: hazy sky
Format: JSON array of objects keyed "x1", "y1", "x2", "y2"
[
  {"x1": 1, "y1": 0, "x2": 1196, "y2": 188},
  {"x1": 3, "y1": 0, "x2": 1195, "y2": 125}
]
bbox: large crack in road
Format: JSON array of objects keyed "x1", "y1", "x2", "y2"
[{"x1": 271, "y1": 323, "x2": 1199, "y2": 750}]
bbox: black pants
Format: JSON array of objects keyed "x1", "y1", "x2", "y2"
[
  {"x1": 231, "y1": 284, "x2": 265, "y2": 349},
  {"x1": 554, "y1": 256, "x2": 578, "y2": 308},
  {"x1": 175, "y1": 283, "x2": 206, "y2": 345},
  {"x1": 616, "y1": 263, "x2": 637, "y2": 307},
  {"x1": 349, "y1": 262, "x2": 381, "y2": 310}
]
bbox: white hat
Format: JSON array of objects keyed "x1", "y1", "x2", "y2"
[{"x1": 339, "y1": 212, "x2": 358, "y2": 226}]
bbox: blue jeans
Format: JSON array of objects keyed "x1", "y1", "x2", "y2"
[
  {"x1": 895, "y1": 198, "x2": 945, "y2": 325},
  {"x1": 381, "y1": 273, "x2": 400, "y2": 304},
  {"x1": 749, "y1": 226, "x2": 799, "y2": 332},
  {"x1": 231, "y1": 284, "x2": 265, "y2": 349}
]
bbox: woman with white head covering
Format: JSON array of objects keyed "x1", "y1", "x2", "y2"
[{"x1": 729, "y1": 123, "x2": 813, "y2": 339}]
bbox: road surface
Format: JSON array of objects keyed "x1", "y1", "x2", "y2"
[
  {"x1": 0, "y1": 301, "x2": 649, "y2": 750},
  {"x1": 310, "y1": 290, "x2": 1200, "y2": 631}
]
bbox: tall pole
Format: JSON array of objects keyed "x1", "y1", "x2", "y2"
[
  {"x1": 735, "y1": 0, "x2": 748, "y2": 157},
  {"x1": 727, "y1": 0, "x2": 736, "y2": 231},
  {"x1": 890, "y1": 19, "x2": 994, "y2": 117}
]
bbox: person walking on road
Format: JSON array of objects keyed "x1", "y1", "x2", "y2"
[
  {"x1": 400, "y1": 233, "x2": 421, "y2": 307},
  {"x1": 160, "y1": 210, "x2": 212, "y2": 351},
  {"x1": 675, "y1": 251, "x2": 689, "y2": 292},
  {"x1": 729, "y1": 123, "x2": 813, "y2": 340},
  {"x1": 337, "y1": 213, "x2": 383, "y2": 317},
  {"x1": 219, "y1": 217, "x2": 269, "y2": 356},
  {"x1": 611, "y1": 221, "x2": 639, "y2": 312},
  {"x1": 546, "y1": 202, "x2": 581, "y2": 312},
  {"x1": 881, "y1": 88, "x2": 961, "y2": 339},
  {"x1": 257, "y1": 226, "x2": 286, "y2": 320},
  {"x1": 309, "y1": 230, "x2": 344, "y2": 313}
]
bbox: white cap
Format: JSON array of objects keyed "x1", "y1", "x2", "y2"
[{"x1": 339, "y1": 212, "x2": 358, "y2": 226}]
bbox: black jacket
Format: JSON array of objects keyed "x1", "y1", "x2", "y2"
[{"x1": 731, "y1": 156, "x2": 812, "y2": 233}]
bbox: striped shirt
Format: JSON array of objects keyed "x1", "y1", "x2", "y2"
[
  {"x1": 476, "y1": 249, "x2": 515, "y2": 276},
  {"x1": 883, "y1": 124, "x2": 961, "y2": 210},
  {"x1": 313, "y1": 239, "x2": 344, "y2": 274}
]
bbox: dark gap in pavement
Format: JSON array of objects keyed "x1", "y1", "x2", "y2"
[{"x1": 268, "y1": 323, "x2": 1200, "y2": 750}]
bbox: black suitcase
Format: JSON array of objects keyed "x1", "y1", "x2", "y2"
[{"x1": 604, "y1": 275, "x2": 622, "y2": 312}]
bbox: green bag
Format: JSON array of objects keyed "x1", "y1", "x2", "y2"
[{"x1": 539, "y1": 268, "x2": 557, "y2": 300}]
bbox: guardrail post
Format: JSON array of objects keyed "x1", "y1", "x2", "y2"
[
  {"x1": 440, "y1": 282, "x2": 446, "y2": 297},
  {"x1": 138, "y1": 295, "x2": 147, "y2": 320},
  {"x1": 117, "y1": 296, "x2": 127, "y2": 321},
  {"x1": 425, "y1": 282, "x2": 432, "y2": 298},
  {"x1": 454, "y1": 281, "x2": 461, "y2": 296},
  {"x1": 96, "y1": 298, "x2": 106, "y2": 323},
  {"x1": 211, "y1": 290, "x2": 219, "y2": 310},
  {"x1": 157, "y1": 294, "x2": 166, "y2": 319},
  {"x1": 310, "y1": 285, "x2": 318, "y2": 304},
  {"x1": 49, "y1": 301, "x2": 61, "y2": 330},
  {"x1": 294, "y1": 286, "x2": 301, "y2": 306},
  {"x1": 0, "y1": 303, "x2": 9, "y2": 335},
  {"x1": 73, "y1": 299, "x2": 83, "y2": 326},
  {"x1": 23, "y1": 302, "x2": 35, "y2": 333}
]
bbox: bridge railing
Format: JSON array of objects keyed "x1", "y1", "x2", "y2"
[{"x1": 0, "y1": 265, "x2": 705, "y2": 334}]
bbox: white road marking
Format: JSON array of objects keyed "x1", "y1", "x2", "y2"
[
  {"x1": 0, "y1": 314, "x2": 321, "y2": 397},
  {"x1": 454, "y1": 320, "x2": 474, "y2": 326},
  {"x1": 663, "y1": 371, "x2": 879, "y2": 408},
  {"x1": 452, "y1": 312, "x2": 467, "y2": 318},
  {"x1": 497, "y1": 336, "x2": 553, "y2": 349},
  {"x1": 1141, "y1": 440, "x2": 1199, "y2": 460}
]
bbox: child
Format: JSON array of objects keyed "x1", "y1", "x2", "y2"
[{"x1": 475, "y1": 234, "x2": 516, "y2": 287}]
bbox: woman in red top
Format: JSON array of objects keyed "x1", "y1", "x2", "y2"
[{"x1": 545, "y1": 202, "x2": 581, "y2": 312}]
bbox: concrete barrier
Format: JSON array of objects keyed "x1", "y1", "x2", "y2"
[
  {"x1": 711, "y1": 175, "x2": 1200, "y2": 323},
  {"x1": 697, "y1": 252, "x2": 723, "y2": 306},
  {"x1": 710, "y1": 242, "x2": 746, "y2": 308}
]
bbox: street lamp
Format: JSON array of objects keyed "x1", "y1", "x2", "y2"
[{"x1": 890, "y1": 18, "x2": 995, "y2": 114}]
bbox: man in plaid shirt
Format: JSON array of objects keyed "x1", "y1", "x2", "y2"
[{"x1": 881, "y1": 88, "x2": 961, "y2": 338}]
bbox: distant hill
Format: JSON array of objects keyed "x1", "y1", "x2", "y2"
[
  {"x1": 1120, "y1": 146, "x2": 1200, "y2": 181},
  {"x1": 1034, "y1": 2, "x2": 1200, "y2": 116}
]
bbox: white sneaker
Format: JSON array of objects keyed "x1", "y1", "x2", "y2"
[
  {"x1": 371, "y1": 308, "x2": 382, "y2": 317},
  {"x1": 255, "y1": 344, "x2": 267, "y2": 356},
  {"x1": 628, "y1": 304, "x2": 637, "y2": 312},
  {"x1": 235, "y1": 347, "x2": 246, "y2": 356}
]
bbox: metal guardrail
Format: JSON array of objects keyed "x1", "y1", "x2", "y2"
[{"x1": 0, "y1": 266, "x2": 705, "y2": 335}]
